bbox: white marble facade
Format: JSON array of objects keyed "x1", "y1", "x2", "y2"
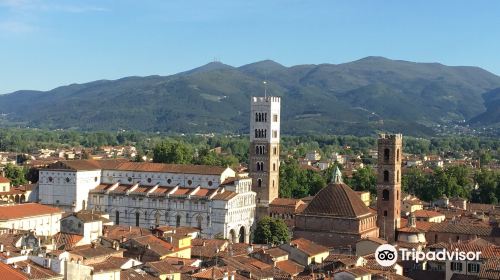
[{"x1": 38, "y1": 161, "x2": 256, "y2": 243}]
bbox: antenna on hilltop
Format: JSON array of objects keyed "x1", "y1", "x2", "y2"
[{"x1": 263, "y1": 81, "x2": 267, "y2": 98}]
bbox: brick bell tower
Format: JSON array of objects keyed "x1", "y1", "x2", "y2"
[
  {"x1": 249, "y1": 96, "x2": 281, "y2": 220},
  {"x1": 376, "y1": 133, "x2": 402, "y2": 243}
]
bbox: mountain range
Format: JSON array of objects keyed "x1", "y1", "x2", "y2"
[{"x1": 1, "y1": 56, "x2": 499, "y2": 136}]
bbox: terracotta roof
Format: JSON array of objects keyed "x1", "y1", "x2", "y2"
[
  {"x1": 191, "y1": 266, "x2": 235, "y2": 280},
  {"x1": 69, "y1": 244, "x2": 123, "y2": 260},
  {"x1": 428, "y1": 222, "x2": 500, "y2": 237},
  {"x1": 265, "y1": 247, "x2": 288, "y2": 258},
  {"x1": 121, "y1": 269, "x2": 157, "y2": 280},
  {"x1": 104, "y1": 225, "x2": 152, "y2": 241},
  {"x1": 143, "y1": 260, "x2": 180, "y2": 275},
  {"x1": 211, "y1": 189, "x2": 237, "y2": 201},
  {"x1": 111, "y1": 162, "x2": 228, "y2": 175},
  {"x1": 341, "y1": 267, "x2": 371, "y2": 277},
  {"x1": 69, "y1": 210, "x2": 111, "y2": 223},
  {"x1": 0, "y1": 203, "x2": 62, "y2": 220},
  {"x1": 288, "y1": 238, "x2": 328, "y2": 256},
  {"x1": 0, "y1": 176, "x2": 11, "y2": 183},
  {"x1": 47, "y1": 159, "x2": 229, "y2": 175},
  {"x1": 0, "y1": 262, "x2": 26, "y2": 280},
  {"x1": 414, "y1": 210, "x2": 445, "y2": 218},
  {"x1": 427, "y1": 238, "x2": 500, "y2": 258},
  {"x1": 11, "y1": 260, "x2": 61, "y2": 280},
  {"x1": 270, "y1": 198, "x2": 303, "y2": 207},
  {"x1": 302, "y1": 182, "x2": 373, "y2": 218},
  {"x1": 90, "y1": 257, "x2": 131, "y2": 273},
  {"x1": 479, "y1": 257, "x2": 500, "y2": 279},
  {"x1": 53, "y1": 232, "x2": 83, "y2": 250},
  {"x1": 275, "y1": 260, "x2": 304, "y2": 276}
]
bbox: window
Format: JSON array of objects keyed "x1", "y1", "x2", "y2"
[
  {"x1": 451, "y1": 262, "x2": 462, "y2": 272},
  {"x1": 397, "y1": 149, "x2": 400, "y2": 162},
  {"x1": 273, "y1": 114, "x2": 278, "y2": 122},
  {"x1": 382, "y1": 189, "x2": 389, "y2": 201},
  {"x1": 147, "y1": 178, "x2": 152, "y2": 183},
  {"x1": 272, "y1": 130, "x2": 278, "y2": 138},
  {"x1": 273, "y1": 163, "x2": 276, "y2": 171},
  {"x1": 115, "y1": 211, "x2": 120, "y2": 225},
  {"x1": 257, "y1": 178, "x2": 262, "y2": 188},
  {"x1": 65, "y1": 177, "x2": 70, "y2": 183},
  {"x1": 208, "y1": 181, "x2": 213, "y2": 186},
  {"x1": 397, "y1": 170, "x2": 400, "y2": 183},
  {"x1": 167, "y1": 179, "x2": 172, "y2": 184},
  {"x1": 135, "y1": 212, "x2": 140, "y2": 227},
  {"x1": 384, "y1": 210, "x2": 387, "y2": 216},
  {"x1": 384, "y1": 148, "x2": 390, "y2": 161},
  {"x1": 128, "y1": 177, "x2": 132, "y2": 182},
  {"x1": 383, "y1": 170, "x2": 389, "y2": 182},
  {"x1": 187, "y1": 180, "x2": 192, "y2": 186},
  {"x1": 155, "y1": 212, "x2": 161, "y2": 227},
  {"x1": 467, "y1": 263, "x2": 480, "y2": 273},
  {"x1": 176, "y1": 215, "x2": 181, "y2": 227},
  {"x1": 273, "y1": 147, "x2": 277, "y2": 155},
  {"x1": 48, "y1": 177, "x2": 53, "y2": 182}
]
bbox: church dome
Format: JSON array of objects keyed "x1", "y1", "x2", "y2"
[{"x1": 302, "y1": 182, "x2": 372, "y2": 218}]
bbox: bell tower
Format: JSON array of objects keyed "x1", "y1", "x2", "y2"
[
  {"x1": 249, "y1": 96, "x2": 281, "y2": 220},
  {"x1": 376, "y1": 133, "x2": 402, "y2": 243}
]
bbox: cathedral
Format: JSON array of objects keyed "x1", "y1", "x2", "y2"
[
  {"x1": 293, "y1": 133, "x2": 403, "y2": 248},
  {"x1": 36, "y1": 95, "x2": 283, "y2": 243}
]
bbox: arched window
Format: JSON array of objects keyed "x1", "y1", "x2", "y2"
[
  {"x1": 257, "y1": 178, "x2": 262, "y2": 188},
  {"x1": 397, "y1": 170, "x2": 400, "y2": 183},
  {"x1": 273, "y1": 163, "x2": 276, "y2": 171},
  {"x1": 155, "y1": 212, "x2": 161, "y2": 227},
  {"x1": 384, "y1": 210, "x2": 388, "y2": 216},
  {"x1": 264, "y1": 129, "x2": 267, "y2": 138},
  {"x1": 264, "y1": 113, "x2": 267, "y2": 122},
  {"x1": 255, "y1": 129, "x2": 258, "y2": 138},
  {"x1": 273, "y1": 147, "x2": 277, "y2": 155},
  {"x1": 197, "y1": 216, "x2": 203, "y2": 229},
  {"x1": 115, "y1": 211, "x2": 120, "y2": 225},
  {"x1": 255, "y1": 113, "x2": 258, "y2": 122},
  {"x1": 383, "y1": 170, "x2": 389, "y2": 182},
  {"x1": 135, "y1": 212, "x2": 140, "y2": 227},
  {"x1": 382, "y1": 189, "x2": 389, "y2": 201},
  {"x1": 397, "y1": 149, "x2": 400, "y2": 162},
  {"x1": 384, "y1": 148, "x2": 390, "y2": 161},
  {"x1": 255, "y1": 146, "x2": 259, "y2": 154}
]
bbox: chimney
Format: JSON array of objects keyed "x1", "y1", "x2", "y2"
[
  {"x1": 26, "y1": 265, "x2": 31, "y2": 275},
  {"x1": 129, "y1": 226, "x2": 132, "y2": 232},
  {"x1": 0, "y1": 243, "x2": 4, "y2": 252}
]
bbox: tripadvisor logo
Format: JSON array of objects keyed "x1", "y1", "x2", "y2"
[
  {"x1": 375, "y1": 244, "x2": 398, "y2": 266},
  {"x1": 375, "y1": 244, "x2": 482, "y2": 267}
]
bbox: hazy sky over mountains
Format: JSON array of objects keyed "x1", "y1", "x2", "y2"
[{"x1": 1, "y1": 0, "x2": 499, "y2": 94}]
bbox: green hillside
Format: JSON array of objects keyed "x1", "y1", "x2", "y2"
[{"x1": 1, "y1": 57, "x2": 499, "y2": 136}]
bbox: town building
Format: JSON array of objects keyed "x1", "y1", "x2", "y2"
[
  {"x1": 38, "y1": 160, "x2": 256, "y2": 243},
  {"x1": 0, "y1": 203, "x2": 62, "y2": 236},
  {"x1": 293, "y1": 172, "x2": 379, "y2": 248},
  {"x1": 249, "y1": 96, "x2": 281, "y2": 220}
]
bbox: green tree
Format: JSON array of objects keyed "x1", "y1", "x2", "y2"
[
  {"x1": 346, "y1": 166, "x2": 377, "y2": 194},
  {"x1": 153, "y1": 141, "x2": 194, "y2": 164},
  {"x1": 253, "y1": 217, "x2": 290, "y2": 245},
  {"x1": 3, "y1": 163, "x2": 27, "y2": 186}
]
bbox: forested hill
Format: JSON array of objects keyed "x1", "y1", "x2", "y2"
[{"x1": 1, "y1": 56, "x2": 500, "y2": 136}]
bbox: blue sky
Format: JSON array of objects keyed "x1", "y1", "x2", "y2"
[{"x1": 1, "y1": 0, "x2": 499, "y2": 94}]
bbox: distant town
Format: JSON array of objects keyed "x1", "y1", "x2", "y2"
[{"x1": 0, "y1": 95, "x2": 498, "y2": 280}]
